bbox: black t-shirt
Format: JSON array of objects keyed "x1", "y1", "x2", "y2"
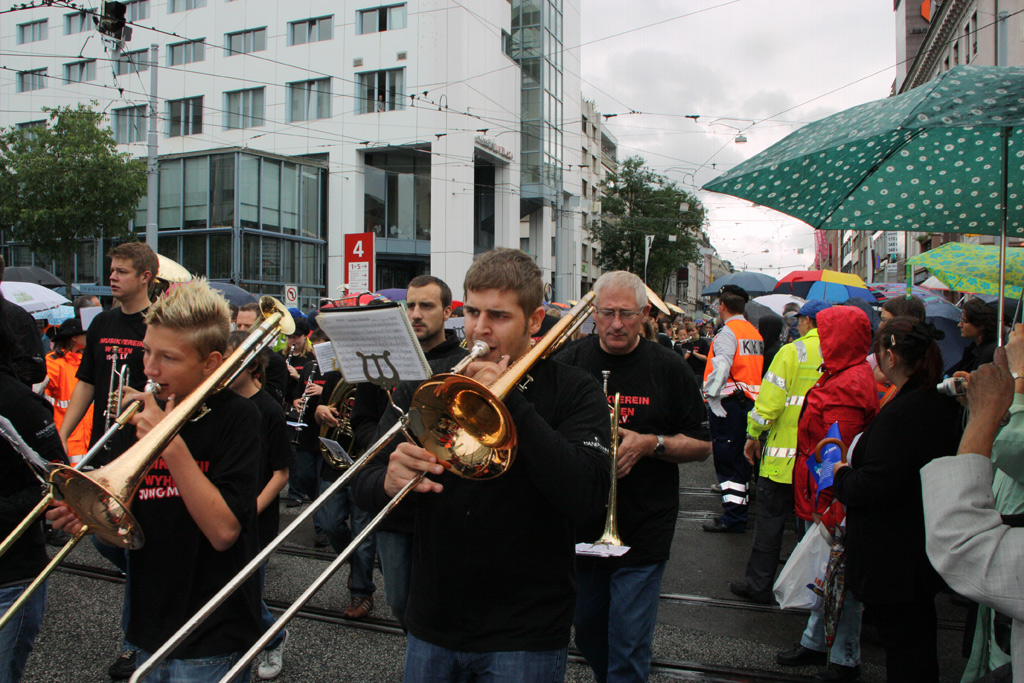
[
  {"x1": 681, "y1": 337, "x2": 710, "y2": 377},
  {"x1": 357, "y1": 357, "x2": 610, "y2": 652},
  {"x1": 249, "y1": 389, "x2": 295, "y2": 547},
  {"x1": 263, "y1": 352, "x2": 287, "y2": 406},
  {"x1": 126, "y1": 389, "x2": 263, "y2": 658},
  {"x1": 76, "y1": 307, "x2": 149, "y2": 466},
  {"x1": 0, "y1": 369, "x2": 65, "y2": 586},
  {"x1": 556, "y1": 336, "x2": 710, "y2": 567},
  {"x1": 288, "y1": 358, "x2": 326, "y2": 453}
]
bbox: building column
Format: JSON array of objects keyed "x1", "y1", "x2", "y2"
[{"x1": 430, "y1": 133, "x2": 475, "y2": 299}]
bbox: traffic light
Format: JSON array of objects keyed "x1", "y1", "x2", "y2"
[{"x1": 95, "y1": 1, "x2": 128, "y2": 41}]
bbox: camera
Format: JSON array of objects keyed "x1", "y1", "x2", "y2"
[{"x1": 936, "y1": 376, "x2": 967, "y2": 397}]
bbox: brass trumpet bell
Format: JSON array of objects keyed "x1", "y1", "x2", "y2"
[{"x1": 412, "y1": 373, "x2": 516, "y2": 480}]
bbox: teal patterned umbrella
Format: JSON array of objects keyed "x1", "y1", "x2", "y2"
[{"x1": 704, "y1": 65, "x2": 1024, "y2": 337}]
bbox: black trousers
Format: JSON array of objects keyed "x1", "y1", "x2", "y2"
[
  {"x1": 865, "y1": 595, "x2": 939, "y2": 683},
  {"x1": 742, "y1": 476, "x2": 793, "y2": 598}
]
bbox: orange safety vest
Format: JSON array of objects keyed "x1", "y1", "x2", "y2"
[
  {"x1": 45, "y1": 349, "x2": 93, "y2": 464},
  {"x1": 704, "y1": 318, "x2": 764, "y2": 401}
]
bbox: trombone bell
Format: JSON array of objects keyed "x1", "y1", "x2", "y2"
[{"x1": 49, "y1": 466, "x2": 142, "y2": 548}]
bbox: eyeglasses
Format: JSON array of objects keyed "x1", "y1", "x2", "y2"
[{"x1": 595, "y1": 309, "x2": 642, "y2": 321}]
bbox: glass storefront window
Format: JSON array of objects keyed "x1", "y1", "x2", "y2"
[
  {"x1": 300, "y1": 242, "x2": 318, "y2": 285},
  {"x1": 182, "y1": 233, "x2": 206, "y2": 273},
  {"x1": 281, "y1": 163, "x2": 298, "y2": 235},
  {"x1": 243, "y1": 233, "x2": 260, "y2": 280},
  {"x1": 158, "y1": 235, "x2": 179, "y2": 260},
  {"x1": 364, "y1": 153, "x2": 430, "y2": 242},
  {"x1": 210, "y1": 154, "x2": 234, "y2": 228},
  {"x1": 78, "y1": 240, "x2": 96, "y2": 282},
  {"x1": 209, "y1": 233, "x2": 231, "y2": 279},
  {"x1": 240, "y1": 154, "x2": 260, "y2": 229},
  {"x1": 183, "y1": 156, "x2": 209, "y2": 229},
  {"x1": 262, "y1": 159, "x2": 280, "y2": 232},
  {"x1": 281, "y1": 239, "x2": 296, "y2": 283},
  {"x1": 159, "y1": 159, "x2": 182, "y2": 230},
  {"x1": 262, "y1": 236, "x2": 280, "y2": 281},
  {"x1": 365, "y1": 165, "x2": 386, "y2": 236},
  {"x1": 300, "y1": 166, "x2": 318, "y2": 239}
]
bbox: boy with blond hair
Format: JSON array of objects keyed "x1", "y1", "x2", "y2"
[{"x1": 49, "y1": 280, "x2": 263, "y2": 682}]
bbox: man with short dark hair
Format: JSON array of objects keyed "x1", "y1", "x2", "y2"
[
  {"x1": 556, "y1": 270, "x2": 710, "y2": 682},
  {"x1": 0, "y1": 255, "x2": 46, "y2": 386},
  {"x1": 358, "y1": 248, "x2": 610, "y2": 680},
  {"x1": 703, "y1": 285, "x2": 763, "y2": 533}
]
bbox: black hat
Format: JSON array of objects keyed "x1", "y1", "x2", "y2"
[
  {"x1": 52, "y1": 318, "x2": 85, "y2": 341},
  {"x1": 718, "y1": 284, "x2": 750, "y2": 303},
  {"x1": 289, "y1": 317, "x2": 311, "y2": 338}
]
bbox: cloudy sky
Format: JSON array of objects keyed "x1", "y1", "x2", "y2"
[{"x1": 579, "y1": 1, "x2": 898, "y2": 275}]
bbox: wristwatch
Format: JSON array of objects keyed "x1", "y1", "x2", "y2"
[{"x1": 653, "y1": 434, "x2": 666, "y2": 459}]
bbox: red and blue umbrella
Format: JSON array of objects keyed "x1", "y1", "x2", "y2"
[{"x1": 774, "y1": 270, "x2": 874, "y2": 304}]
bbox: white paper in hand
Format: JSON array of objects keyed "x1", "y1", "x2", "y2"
[{"x1": 575, "y1": 543, "x2": 631, "y2": 557}]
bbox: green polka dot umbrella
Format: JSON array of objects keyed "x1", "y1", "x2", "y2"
[{"x1": 703, "y1": 65, "x2": 1024, "y2": 337}]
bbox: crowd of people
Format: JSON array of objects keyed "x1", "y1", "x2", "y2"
[{"x1": 0, "y1": 243, "x2": 1022, "y2": 683}]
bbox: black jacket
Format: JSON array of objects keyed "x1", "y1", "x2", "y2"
[
  {"x1": 0, "y1": 298, "x2": 45, "y2": 386},
  {"x1": 833, "y1": 379, "x2": 962, "y2": 604}
]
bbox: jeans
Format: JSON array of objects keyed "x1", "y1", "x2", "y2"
[
  {"x1": 93, "y1": 537, "x2": 130, "y2": 646},
  {"x1": 135, "y1": 649, "x2": 250, "y2": 683},
  {"x1": 313, "y1": 477, "x2": 376, "y2": 597},
  {"x1": 403, "y1": 633, "x2": 567, "y2": 682},
  {"x1": 376, "y1": 530, "x2": 413, "y2": 628},
  {"x1": 800, "y1": 590, "x2": 862, "y2": 667},
  {"x1": 289, "y1": 448, "x2": 319, "y2": 503},
  {"x1": 0, "y1": 581, "x2": 47, "y2": 683},
  {"x1": 573, "y1": 562, "x2": 667, "y2": 683},
  {"x1": 709, "y1": 395, "x2": 753, "y2": 528},
  {"x1": 743, "y1": 477, "x2": 793, "y2": 598},
  {"x1": 257, "y1": 564, "x2": 285, "y2": 651}
]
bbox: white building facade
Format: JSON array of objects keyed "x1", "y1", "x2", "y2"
[{"x1": 1, "y1": 0, "x2": 586, "y2": 306}]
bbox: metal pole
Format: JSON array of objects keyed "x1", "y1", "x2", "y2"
[
  {"x1": 145, "y1": 43, "x2": 159, "y2": 247},
  {"x1": 999, "y1": 127, "x2": 1010, "y2": 345},
  {"x1": 554, "y1": 180, "x2": 570, "y2": 302}
]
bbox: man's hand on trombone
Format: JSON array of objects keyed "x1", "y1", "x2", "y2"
[{"x1": 384, "y1": 442, "x2": 446, "y2": 497}]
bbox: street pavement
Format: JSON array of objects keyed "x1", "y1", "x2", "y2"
[{"x1": 21, "y1": 455, "x2": 967, "y2": 682}]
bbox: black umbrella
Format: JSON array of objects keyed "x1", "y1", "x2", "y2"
[
  {"x1": 3, "y1": 265, "x2": 65, "y2": 289},
  {"x1": 741, "y1": 300, "x2": 777, "y2": 327},
  {"x1": 701, "y1": 271, "x2": 778, "y2": 298},
  {"x1": 210, "y1": 281, "x2": 257, "y2": 307}
]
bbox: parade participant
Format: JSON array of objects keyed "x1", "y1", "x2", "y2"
[
  {"x1": 0, "y1": 295, "x2": 67, "y2": 683},
  {"x1": 777, "y1": 305, "x2": 878, "y2": 680},
  {"x1": 0, "y1": 256, "x2": 46, "y2": 387},
  {"x1": 349, "y1": 275, "x2": 462, "y2": 628},
  {"x1": 949, "y1": 298, "x2": 998, "y2": 374},
  {"x1": 829, "y1": 316, "x2": 959, "y2": 682},
  {"x1": 283, "y1": 318, "x2": 317, "y2": 507},
  {"x1": 364, "y1": 248, "x2": 610, "y2": 681},
  {"x1": 223, "y1": 331, "x2": 293, "y2": 681},
  {"x1": 730, "y1": 300, "x2": 827, "y2": 605},
  {"x1": 47, "y1": 280, "x2": 264, "y2": 683},
  {"x1": 236, "y1": 302, "x2": 286, "y2": 405},
  {"x1": 703, "y1": 285, "x2": 763, "y2": 533},
  {"x1": 54, "y1": 241, "x2": 156, "y2": 678},
  {"x1": 555, "y1": 270, "x2": 711, "y2": 683},
  {"x1": 44, "y1": 318, "x2": 93, "y2": 467},
  {"x1": 757, "y1": 313, "x2": 785, "y2": 372}
]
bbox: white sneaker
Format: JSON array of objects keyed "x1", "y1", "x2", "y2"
[{"x1": 257, "y1": 629, "x2": 288, "y2": 680}]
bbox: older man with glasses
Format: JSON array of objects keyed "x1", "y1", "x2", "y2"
[{"x1": 557, "y1": 270, "x2": 711, "y2": 683}]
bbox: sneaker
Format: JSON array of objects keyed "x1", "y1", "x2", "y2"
[
  {"x1": 107, "y1": 650, "x2": 137, "y2": 680},
  {"x1": 257, "y1": 629, "x2": 289, "y2": 680},
  {"x1": 285, "y1": 498, "x2": 303, "y2": 508},
  {"x1": 342, "y1": 595, "x2": 374, "y2": 620}
]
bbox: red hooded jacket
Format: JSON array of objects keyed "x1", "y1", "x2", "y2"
[{"x1": 794, "y1": 306, "x2": 879, "y2": 522}]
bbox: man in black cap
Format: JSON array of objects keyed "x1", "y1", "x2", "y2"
[{"x1": 702, "y1": 285, "x2": 764, "y2": 533}]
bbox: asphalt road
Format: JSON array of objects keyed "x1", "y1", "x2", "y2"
[{"x1": 21, "y1": 456, "x2": 968, "y2": 682}]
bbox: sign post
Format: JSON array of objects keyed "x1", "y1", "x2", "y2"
[{"x1": 344, "y1": 232, "x2": 375, "y2": 294}]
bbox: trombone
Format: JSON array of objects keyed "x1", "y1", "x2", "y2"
[
  {"x1": 0, "y1": 296, "x2": 294, "y2": 632},
  {"x1": 131, "y1": 340, "x2": 491, "y2": 683}
]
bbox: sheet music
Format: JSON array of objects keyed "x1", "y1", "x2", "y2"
[
  {"x1": 312, "y1": 342, "x2": 339, "y2": 373},
  {"x1": 575, "y1": 543, "x2": 631, "y2": 557},
  {"x1": 317, "y1": 304, "x2": 430, "y2": 384},
  {"x1": 319, "y1": 437, "x2": 354, "y2": 467},
  {"x1": 80, "y1": 306, "x2": 102, "y2": 331}
]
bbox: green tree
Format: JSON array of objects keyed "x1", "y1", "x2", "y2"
[
  {"x1": 587, "y1": 156, "x2": 705, "y2": 296},
  {"x1": 0, "y1": 103, "x2": 147, "y2": 281}
]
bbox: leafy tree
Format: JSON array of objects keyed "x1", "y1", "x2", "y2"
[
  {"x1": 0, "y1": 103, "x2": 147, "y2": 281},
  {"x1": 587, "y1": 156, "x2": 705, "y2": 296}
]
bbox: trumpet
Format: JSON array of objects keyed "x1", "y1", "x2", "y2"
[
  {"x1": 591, "y1": 371, "x2": 624, "y2": 547},
  {"x1": 0, "y1": 297, "x2": 295, "y2": 632},
  {"x1": 103, "y1": 346, "x2": 131, "y2": 452},
  {"x1": 131, "y1": 340, "x2": 492, "y2": 683}
]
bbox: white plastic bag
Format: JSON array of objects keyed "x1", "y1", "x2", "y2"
[{"x1": 773, "y1": 521, "x2": 832, "y2": 610}]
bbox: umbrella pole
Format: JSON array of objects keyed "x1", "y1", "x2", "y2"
[{"x1": 999, "y1": 128, "x2": 1010, "y2": 345}]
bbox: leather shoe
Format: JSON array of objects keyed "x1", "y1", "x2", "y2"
[
  {"x1": 343, "y1": 595, "x2": 374, "y2": 620},
  {"x1": 729, "y1": 581, "x2": 775, "y2": 605},
  {"x1": 814, "y1": 664, "x2": 860, "y2": 682},
  {"x1": 702, "y1": 519, "x2": 745, "y2": 533},
  {"x1": 776, "y1": 644, "x2": 827, "y2": 667}
]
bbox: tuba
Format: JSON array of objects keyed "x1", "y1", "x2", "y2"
[{"x1": 318, "y1": 380, "x2": 358, "y2": 469}]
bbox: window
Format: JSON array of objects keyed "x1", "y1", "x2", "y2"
[
  {"x1": 169, "y1": 39, "x2": 205, "y2": 65},
  {"x1": 288, "y1": 79, "x2": 331, "y2": 121},
  {"x1": 116, "y1": 50, "x2": 150, "y2": 76},
  {"x1": 357, "y1": 69, "x2": 404, "y2": 113},
  {"x1": 225, "y1": 28, "x2": 266, "y2": 55},
  {"x1": 501, "y1": 29, "x2": 513, "y2": 58},
  {"x1": 17, "y1": 120, "x2": 46, "y2": 141},
  {"x1": 225, "y1": 88, "x2": 265, "y2": 130},
  {"x1": 65, "y1": 11, "x2": 89, "y2": 35},
  {"x1": 17, "y1": 69, "x2": 46, "y2": 93},
  {"x1": 126, "y1": 0, "x2": 150, "y2": 21},
  {"x1": 168, "y1": 96, "x2": 203, "y2": 137},
  {"x1": 113, "y1": 105, "x2": 147, "y2": 143},
  {"x1": 357, "y1": 4, "x2": 406, "y2": 34},
  {"x1": 17, "y1": 20, "x2": 47, "y2": 44},
  {"x1": 64, "y1": 60, "x2": 96, "y2": 84},
  {"x1": 289, "y1": 16, "x2": 333, "y2": 45},
  {"x1": 169, "y1": 0, "x2": 205, "y2": 13}
]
